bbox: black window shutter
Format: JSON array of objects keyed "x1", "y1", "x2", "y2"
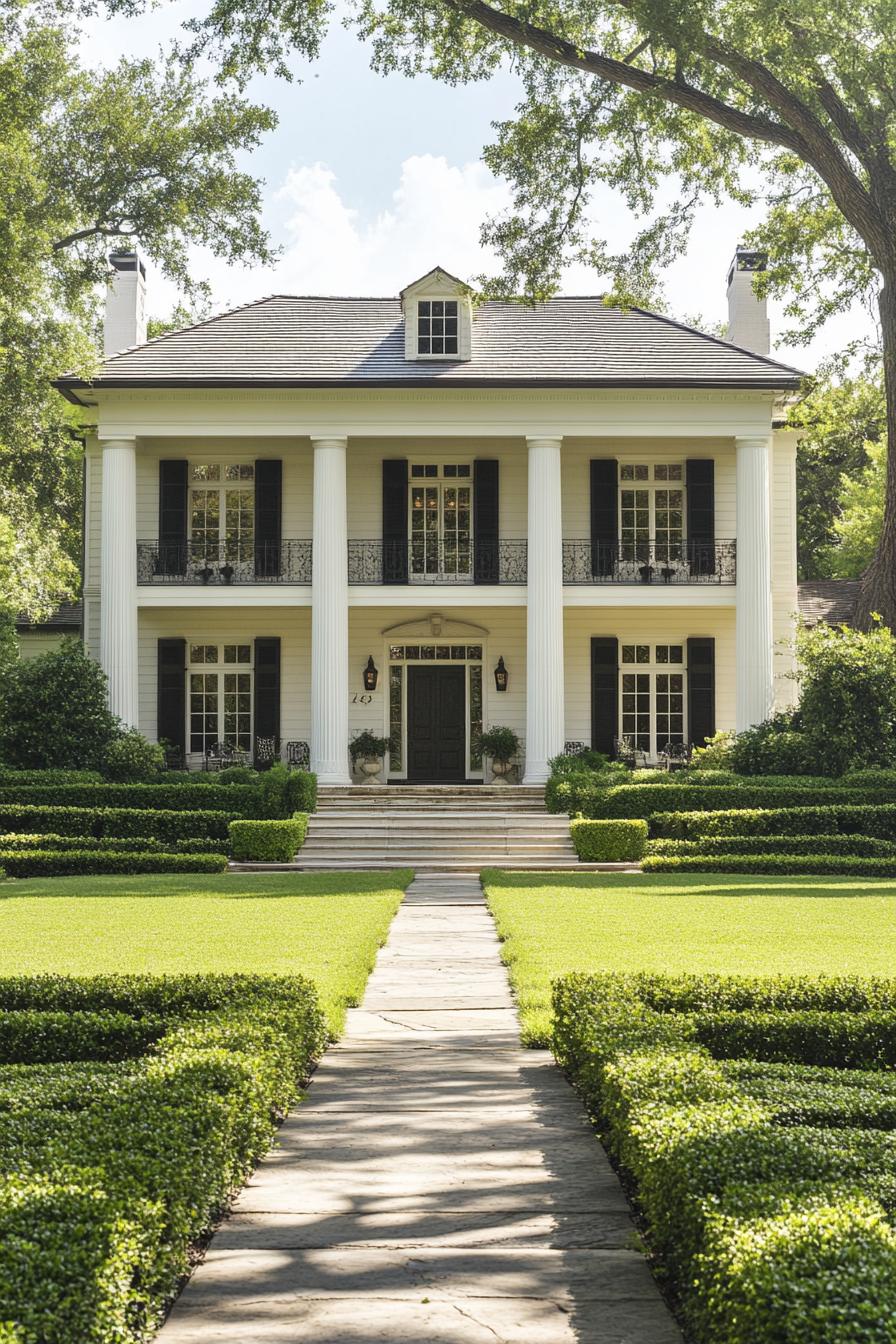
[
  {"x1": 254, "y1": 637, "x2": 281, "y2": 761},
  {"x1": 254, "y1": 459, "x2": 282, "y2": 578},
  {"x1": 591, "y1": 637, "x2": 619, "y2": 755},
  {"x1": 687, "y1": 637, "x2": 716, "y2": 748},
  {"x1": 473, "y1": 459, "x2": 499, "y2": 584},
  {"x1": 590, "y1": 460, "x2": 617, "y2": 578},
  {"x1": 686, "y1": 459, "x2": 715, "y2": 576},
  {"x1": 157, "y1": 638, "x2": 186, "y2": 756},
  {"x1": 382, "y1": 459, "x2": 408, "y2": 584},
  {"x1": 158, "y1": 460, "x2": 188, "y2": 576}
]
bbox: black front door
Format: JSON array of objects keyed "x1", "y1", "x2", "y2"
[{"x1": 407, "y1": 666, "x2": 466, "y2": 782}]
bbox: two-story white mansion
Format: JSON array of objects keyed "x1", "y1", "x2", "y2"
[{"x1": 57, "y1": 251, "x2": 803, "y2": 785}]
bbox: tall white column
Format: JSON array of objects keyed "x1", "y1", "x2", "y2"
[
  {"x1": 99, "y1": 438, "x2": 139, "y2": 727},
  {"x1": 311, "y1": 436, "x2": 352, "y2": 785},
  {"x1": 735, "y1": 435, "x2": 774, "y2": 730},
  {"x1": 523, "y1": 436, "x2": 565, "y2": 784}
]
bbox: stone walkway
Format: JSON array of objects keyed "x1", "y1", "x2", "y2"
[{"x1": 160, "y1": 875, "x2": 681, "y2": 1342}]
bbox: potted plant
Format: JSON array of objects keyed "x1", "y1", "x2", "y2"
[
  {"x1": 478, "y1": 725, "x2": 521, "y2": 785},
  {"x1": 349, "y1": 730, "x2": 390, "y2": 785}
]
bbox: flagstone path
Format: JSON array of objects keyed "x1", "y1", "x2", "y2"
[{"x1": 160, "y1": 875, "x2": 682, "y2": 1342}]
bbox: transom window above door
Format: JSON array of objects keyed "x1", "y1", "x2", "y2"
[
  {"x1": 189, "y1": 464, "x2": 254, "y2": 562},
  {"x1": 619, "y1": 463, "x2": 684, "y2": 564},
  {"x1": 409, "y1": 463, "x2": 473, "y2": 582},
  {"x1": 417, "y1": 300, "x2": 459, "y2": 356}
]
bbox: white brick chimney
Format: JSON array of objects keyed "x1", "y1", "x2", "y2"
[
  {"x1": 104, "y1": 251, "x2": 147, "y2": 359},
  {"x1": 726, "y1": 246, "x2": 770, "y2": 355}
]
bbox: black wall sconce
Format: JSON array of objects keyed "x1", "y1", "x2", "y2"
[
  {"x1": 363, "y1": 656, "x2": 379, "y2": 691},
  {"x1": 494, "y1": 656, "x2": 508, "y2": 692}
]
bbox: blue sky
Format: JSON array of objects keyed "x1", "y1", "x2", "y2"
[{"x1": 83, "y1": 4, "x2": 871, "y2": 370}]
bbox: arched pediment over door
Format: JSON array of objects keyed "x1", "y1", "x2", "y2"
[{"x1": 380, "y1": 612, "x2": 490, "y2": 641}]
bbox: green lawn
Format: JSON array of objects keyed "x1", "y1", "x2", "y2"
[
  {"x1": 0, "y1": 870, "x2": 411, "y2": 1034},
  {"x1": 483, "y1": 869, "x2": 896, "y2": 1045}
]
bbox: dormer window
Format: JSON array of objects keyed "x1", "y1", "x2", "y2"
[{"x1": 418, "y1": 300, "x2": 459, "y2": 356}]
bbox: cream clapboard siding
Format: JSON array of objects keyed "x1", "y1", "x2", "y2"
[
  {"x1": 771, "y1": 431, "x2": 799, "y2": 707},
  {"x1": 136, "y1": 438, "x2": 313, "y2": 542},
  {"x1": 17, "y1": 633, "x2": 69, "y2": 659},
  {"x1": 561, "y1": 438, "x2": 737, "y2": 542},
  {"x1": 563, "y1": 606, "x2": 737, "y2": 744},
  {"x1": 137, "y1": 608, "x2": 312, "y2": 749},
  {"x1": 346, "y1": 439, "x2": 528, "y2": 540}
]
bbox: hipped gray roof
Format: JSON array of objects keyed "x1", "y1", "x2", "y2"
[{"x1": 57, "y1": 294, "x2": 804, "y2": 397}]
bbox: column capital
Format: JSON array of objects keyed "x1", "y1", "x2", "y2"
[
  {"x1": 99, "y1": 436, "x2": 138, "y2": 450},
  {"x1": 310, "y1": 434, "x2": 349, "y2": 448},
  {"x1": 525, "y1": 435, "x2": 563, "y2": 449},
  {"x1": 735, "y1": 434, "x2": 772, "y2": 450}
]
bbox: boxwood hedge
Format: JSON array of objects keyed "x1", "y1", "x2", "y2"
[
  {"x1": 651, "y1": 802, "x2": 896, "y2": 840},
  {"x1": 641, "y1": 853, "x2": 896, "y2": 877},
  {"x1": 0, "y1": 805, "x2": 237, "y2": 842},
  {"x1": 0, "y1": 783, "x2": 261, "y2": 813},
  {"x1": 0, "y1": 973, "x2": 326, "y2": 1343},
  {"x1": 552, "y1": 971, "x2": 896, "y2": 1343},
  {"x1": 229, "y1": 816, "x2": 308, "y2": 863},
  {"x1": 596, "y1": 783, "x2": 891, "y2": 820},
  {"x1": 0, "y1": 833, "x2": 230, "y2": 854},
  {"x1": 569, "y1": 818, "x2": 647, "y2": 862},
  {"x1": 647, "y1": 833, "x2": 896, "y2": 858},
  {"x1": 0, "y1": 850, "x2": 229, "y2": 878}
]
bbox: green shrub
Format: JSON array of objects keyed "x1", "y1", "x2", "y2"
[
  {"x1": 257, "y1": 762, "x2": 317, "y2": 817},
  {"x1": 648, "y1": 833, "x2": 896, "y2": 858},
  {"x1": 693, "y1": 1009, "x2": 896, "y2": 1069},
  {"x1": 727, "y1": 1060, "x2": 896, "y2": 1129},
  {"x1": 0, "y1": 833, "x2": 229, "y2": 855},
  {"x1": 0, "y1": 805, "x2": 238, "y2": 842},
  {"x1": 0, "y1": 642, "x2": 120, "y2": 770},
  {"x1": 688, "y1": 731, "x2": 735, "y2": 770},
  {"x1": 0, "y1": 770, "x2": 102, "y2": 786},
  {"x1": 651, "y1": 802, "x2": 896, "y2": 840},
  {"x1": 545, "y1": 774, "x2": 612, "y2": 815},
  {"x1": 216, "y1": 765, "x2": 258, "y2": 784},
  {"x1": 642, "y1": 853, "x2": 896, "y2": 877},
  {"x1": 0, "y1": 1011, "x2": 165, "y2": 1065},
  {"x1": 597, "y1": 783, "x2": 892, "y2": 820},
  {"x1": 228, "y1": 816, "x2": 308, "y2": 862},
  {"x1": 0, "y1": 974, "x2": 327, "y2": 1343},
  {"x1": 0, "y1": 783, "x2": 260, "y2": 813},
  {"x1": 101, "y1": 730, "x2": 165, "y2": 782},
  {"x1": 0, "y1": 850, "x2": 228, "y2": 878},
  {"x1": 570, "y1": 818, "x2": 647, "y2": 862},
  {"x1": 728, "y1": 712, "x2": 832, "y2": 776}
]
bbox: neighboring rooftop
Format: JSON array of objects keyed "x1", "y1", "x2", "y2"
[
  {"x1": 15, "y1": 601, "x2": 83, "y2": 632},
  {"x1": 56, "y1": 294, "x2": 805, "y2": 398},
  {"x1": 797, "y1": 580, "x2": 860, "y2": 628}
]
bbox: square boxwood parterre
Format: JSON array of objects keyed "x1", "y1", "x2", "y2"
[
  {"x1": 0, "y1": 973, "x2": 326, "y2": 1344},
  {"x1": 570, "y1": 819, "x2": 647, "y2": 862},
  {"x1": 229, "y1": 816, "x2": 308, "y2": 863},
  {"x1": 552, "y1": 971, "x2": 896, "y2": 1344}
]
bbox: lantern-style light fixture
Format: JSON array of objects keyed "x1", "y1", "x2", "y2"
[
  {"x1": 494, "y1": 656, "x2": 508, "y2": 692},
  {"x1": 363, "y1": 656, "x2": 379, "y2": 692}
]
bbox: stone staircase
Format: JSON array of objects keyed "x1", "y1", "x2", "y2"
[{"x1": 292, "y1": 784, "x2": 582, "y2": 871}]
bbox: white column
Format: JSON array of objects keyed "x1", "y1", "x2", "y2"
[
  {"x1": 523, "y1": 436, "x2": 565, "y2": 784},
  {"x1": 735, "y1": 435, "x2": 774, "y2": 730},
  {"x1": 311, "y1": 436, "x2": 352, "y2": 785},
  {"x1": 99, "y1": 438, "x2": 139, "y2": 727}
]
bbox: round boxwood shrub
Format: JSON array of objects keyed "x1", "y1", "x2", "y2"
[
  {"x1": 0, "y1": 642, "x2": 120, "y2": 770},
  {"x1": 570, "y1": 818, "x2": 647, "y2": 862},
  {"x1": 101, "y1": 729, "x2": 165, "y2": 782}
]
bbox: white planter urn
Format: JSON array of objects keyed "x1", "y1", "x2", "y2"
[
  {"x1": 359, "y1": 757, "x2": 385, "y2": 786},
  {"x1": 490, "y1": 758, "x2": 512, "y2": 786}
]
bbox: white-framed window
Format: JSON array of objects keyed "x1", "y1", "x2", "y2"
[
  {"x1": 189, "y1": 464, "x2": 255, "y2": 562},
  {"x1": 188, "y1": 642, "x2": 253, "y2": 755},
  {"x1": 409, "y1": 463, "x2": 473, "y2": 581},
  {"x1": 619, "y1": 464, "x2": 684, "y2": 563},
  {"x1": 619, "y1": 643, "x2": 686, "y2": 758},
  {"x1": 417, "y1": 299, "x2": 459, "y2": 356}
]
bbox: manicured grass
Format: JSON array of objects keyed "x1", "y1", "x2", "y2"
[
  {"x1": 482, "y1": 869, "x2": 896, "y2": 1045},
  {"x1": 0, "y1": 870, "x2": 411, "y2": 1034}
]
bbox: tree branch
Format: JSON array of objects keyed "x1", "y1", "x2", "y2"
[{"x1": 53, "y1": 223, "x2": 133, "y2": 251}]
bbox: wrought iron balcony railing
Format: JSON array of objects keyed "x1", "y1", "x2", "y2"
[
  {"x1": 137, "y1": 540, "x2": 313, "y2": 584},
  {"x1": 347, "y1": 539, "x2": 528, "y2": 584},
  {"x1": 562, "y1": 539, "x2": 736, "y2": 584}
]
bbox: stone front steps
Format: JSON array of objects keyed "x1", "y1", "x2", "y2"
[{"x1": 286, "y1": 783, "x2": 583, "y2": 872}]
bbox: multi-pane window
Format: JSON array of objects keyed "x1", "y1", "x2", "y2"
[
  {"x1": 417, "y1": 300, "x2": 459, "y2": 355},
  {"x1": 409, "y1": 464, "x2": 472, "y2": 581},
  {"x1": 188, "y1": 643, "x2": 252, "y2": 755},
  {"x1": 189, "y1": 464, "x2": 255, "y2": 564},
  {"x1": 619, "y1": 464, "x2": 684, "y2": 564},
  {"x1": 619, "y1": 644, "x2": 686, "y2": 758}
]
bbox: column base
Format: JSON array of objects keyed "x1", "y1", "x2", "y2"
[
  {"x1": 522, "y1": 765, "x2": 550, "y2": 786},
  {"x1": 314, "y1": 765, "x2": 354, "y2": 787}
]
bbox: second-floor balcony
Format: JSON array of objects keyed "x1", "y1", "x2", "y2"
[{"x1": 136, "y1": 537, "x2": 736, "y2": 586}]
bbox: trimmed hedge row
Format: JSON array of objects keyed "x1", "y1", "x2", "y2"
[
  {"x1": 647, "y1": 833, "x2": 896, "y2": 858},
  {"x1": 0, "y1": 805, "x2": 237, "y2": 842},
  {"x1": 0, "y1": 833, "x2": 230, "y2": 854},
  {"x1": 651, "y1": 802, "x2": 896, "y2": 840},
  {"x1": 726, "y1": 1060, "x2": 896, "y2": 1130},
  {"x1": 598, "y1": 783, "x2": 891, "y2": 819},
  {"x1": 569, "y1": 818, "x2": 647, "y2": 862},
  {"x1": 0, "y1": 783, "x2": 261, "y2": 813},
  {"x1": 0, "y1": 1011, "x2": 166, "y2": 1065},
  {"x1": 0, "y1": 770, "x2": 103, "y2": 786},
  {"x1": 229, "y1": 816, "x2": 308, "y2": 863},
  {"x1": 0, "y1": 974, "x2": 327, "y2": 1344},
  {"x1": 692, "y1": 1009, "x2": 896, "y2": 1069},
  {"x1": 641, "y1": 853, "x2": 896, "y2": 877},
  {"x1": 552, "y1": 971, "x2": 896, "y2": 1344},
  {"x1": 0, "y1": 850, "x2": 228, "y2": 877}
]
